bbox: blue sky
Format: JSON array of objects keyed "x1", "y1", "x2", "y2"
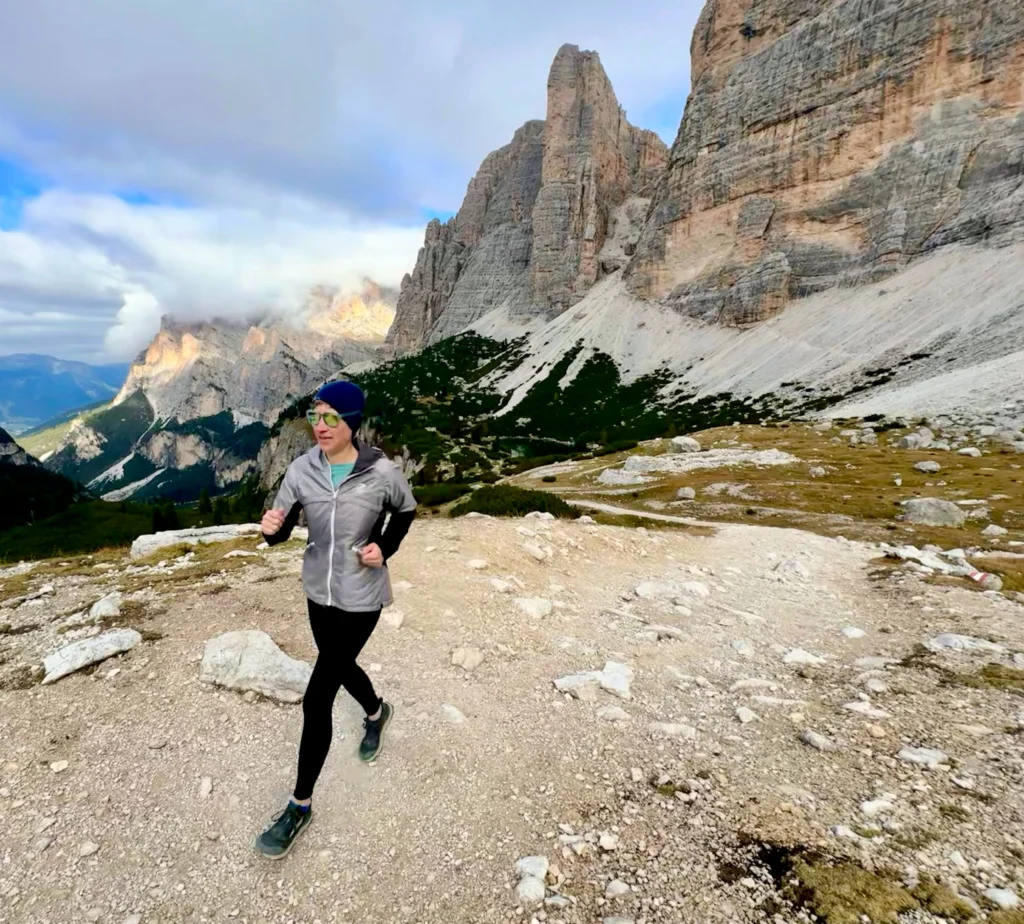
[{"x1": 0, "y1": 0, "x2": 705, "y2": 362}]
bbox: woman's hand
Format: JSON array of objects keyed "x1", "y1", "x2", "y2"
[
  {"x1": 358, "y1": 543, "x2": 384, "y2": 568},
  {"x1": 261, "y1": 508, "x2": 285, "y2": 535}
]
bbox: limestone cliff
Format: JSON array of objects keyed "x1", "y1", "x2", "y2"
[
  {"x1": 387, "y1": 45, "x2": 668, "y2": 352},
  {"x1": 626, "y1": 0, "x2": 1024, "y2": 325},
  {"x1": 115, "y1": 280, "x2": 396, "y2": 425}
]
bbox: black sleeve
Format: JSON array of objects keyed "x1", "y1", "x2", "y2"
[
  {"x1": 376, "y1": 509, "x2": 416, "y2": 562},
  {"x1": 263, "y1": 500, "x2": 303, "y2": 546}
]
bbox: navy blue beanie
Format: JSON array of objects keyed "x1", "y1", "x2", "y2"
[{"x1": 314, "y1": 380, "x2": 365, "y2": 433}]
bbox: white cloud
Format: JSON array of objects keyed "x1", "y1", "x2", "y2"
[
  {"x1": 0, "y1": 191, "x2": 424, "y2": 361},
  {"x1": 0, "y1": 0, "x2": 706, "y2": 361}
]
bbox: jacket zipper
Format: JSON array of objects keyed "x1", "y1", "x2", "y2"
[{"x1": 322, "y1": 454, "x2": 371, "y2": 608}]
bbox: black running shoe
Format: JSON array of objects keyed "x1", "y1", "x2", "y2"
[
  {"x1": 359, "y1": 700, "x2": 393, "y2": 762},
  {"x1": 255, "y1": 802, "x2": 312, "y2": 859}
]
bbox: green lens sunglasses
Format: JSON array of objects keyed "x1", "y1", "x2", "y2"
[{"x1": 306, "y1": 409, "x2": 356, "y2": 428}]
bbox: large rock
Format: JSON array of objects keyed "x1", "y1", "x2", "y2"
[
  {"x1": 42, "y1": 629, "x2": 143, "y2": 684},
  {"x1": 130, "y1": 524, "x2": 277, "y2": 559},
  {"x1": 902, "y1": 498, "x2": 966, "y2": 528},
  {"x1": 387, "y1": 45, "x2": 668, "y2": 351},
  {"x1": 199, "y1": 630, "x2": 312, "y2": 703},
  {"x1": 626, "y1": 0, "x2": 1024, "y2": 325},
  {"x1": 668, "y1": 436, "x2": 701, "y2": 453}
]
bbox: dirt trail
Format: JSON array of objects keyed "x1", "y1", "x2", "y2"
[{"x1": 2, "y1": 514, "x2": 1023, "y2": 924}]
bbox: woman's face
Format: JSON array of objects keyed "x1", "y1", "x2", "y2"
[{"x1": 311, "y1": 401, "x2": 353, "y2": 454}]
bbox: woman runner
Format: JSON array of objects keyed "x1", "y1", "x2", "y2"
[{"x1": 255, "y1": 379, "x2": 416, "y2": 859}]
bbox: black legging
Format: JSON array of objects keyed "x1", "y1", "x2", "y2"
[{"x1": 293, "y1": 599, "x2": 382, "y2": 800}]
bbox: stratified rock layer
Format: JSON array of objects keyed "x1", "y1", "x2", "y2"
[{"x1": 626, "y1": 0, "x2": 1024, "y2": 325}]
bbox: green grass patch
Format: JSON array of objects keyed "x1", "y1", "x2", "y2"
[
  {"x1": 785, "y1": 861, "x2": 918, "y2": 924},
  {"x1": 413, "y1": 482, "x2": 472, "y2": 507}
]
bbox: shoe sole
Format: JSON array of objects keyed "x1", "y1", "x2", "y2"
[
  {"x1": 360, "y1": 702, "x2": 393, "y2": 763},
  {"x1": 255, "y1": 810, "x2": 312, "y2": 860}
]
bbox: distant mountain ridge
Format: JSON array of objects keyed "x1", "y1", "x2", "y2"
[
  {"x1": 0, "y1": 354, "x2": 129, "y2": 434},
  {"x1": 44, "y1": 280, "x2": 397, "y2": 502}
]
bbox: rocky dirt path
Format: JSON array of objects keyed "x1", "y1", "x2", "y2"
[{"x1": 2, "y1": 513, "x2": 1023, "y2": 924}]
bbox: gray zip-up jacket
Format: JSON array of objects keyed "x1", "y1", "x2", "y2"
[{"x1": 262, "y1": 441, "x2": 417, "y2": 611}]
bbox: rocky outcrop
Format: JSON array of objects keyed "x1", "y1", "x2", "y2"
[
  {"x1": 531, "y1": 44, "x2": 667, "y2": 313},
  {"x1": 626, "y1": 0, "x2": 1024, "y2": 325},
  {"x1": 0, "y1": 427, "x2": 36, "y2": 467},
  {"x1": 115, "y1": 280, "x2": 396, "y2": 426},
  {"x1": 387, "y1": 45, "x2": 668, "y2": 352}
]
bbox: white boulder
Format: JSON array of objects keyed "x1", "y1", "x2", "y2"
[
  {"x1": 42, "y1": 629, "x2": 142, "y2": 684},
  {"x1": 199, "y1": 630, "x2": 312, "y2": 703}
]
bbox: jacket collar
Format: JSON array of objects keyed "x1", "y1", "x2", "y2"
[{"x1": 304, "y1": 438, "x2": 381, "y2": 480}]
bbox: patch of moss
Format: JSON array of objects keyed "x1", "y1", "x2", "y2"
[
  {"x1": 912, "y1": 877, "x2": 977, "y2": 923},
  {"x1": 938, "y1": 803, "x2": 971, "y2": 822},
  {"x1": 786, "y1": 860, "x2": 918, "y2": 924},
  {"x1": 893, "y1": 827, "x2": 939, "y2": 849}
]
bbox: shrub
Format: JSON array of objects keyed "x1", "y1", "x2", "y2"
[
  {"x1": 413, "y1": 483, "x2": 472, "y2": 507},
  {"x1": 450, "y1": 485, "x2": 580, "y2": 519},
  {"x1": 542, "y1": 475, "x2": 557, "y2": 483}
]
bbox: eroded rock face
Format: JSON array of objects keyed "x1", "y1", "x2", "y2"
[
  {"x1": 116, "y1": 281, "x2": 395, "y2": 426},
  {"x1": 626, "y1": 0, "x2": 1024, "y2": 325},
  {"x1": 387, "y1": 45, "x2": 668, "y2": 352}
]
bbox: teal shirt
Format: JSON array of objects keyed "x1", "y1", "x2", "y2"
[{"x1": 330, "y1": 462, "x2": 355, "y2": 488}]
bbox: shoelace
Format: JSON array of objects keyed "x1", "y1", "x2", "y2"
[{"x1": 273, "y1": 804, "x2": 303, "y2": 838}]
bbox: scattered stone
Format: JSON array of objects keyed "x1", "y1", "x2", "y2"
[
  {"x1": 42, "y1": 628, "x2": 143, "y2": 685},
  {"x1": 801, "y1": 730, "x2": 837, "y2": 752},
  {"x1": 516, "y1": 597, "x2": 553, "y2": 619},
  {"x1": 842, "y1": 627, "x2": 866, "y2": 639},
  {"x1": 668, "y1": 436, "x2": 701, "y2": 453},
  {"x1": 731, "y1": 640, "x2": 754, "y2": 658},
  {"x1": 676, "y1": 487, "x2": 696, "y2": 500},
  {"x1": 199, "y1": 630, "x2": 312, "y2": 704},
  {"x1": 898, "y1": 428, "x2": 934, "y2": 450},
  {"x1": 645, "y1": 624, "x2": 684, "y2": 641},
  {"x1": 602, "y1": 916, "x2": 636, "y2": 924},
  {"x1": 599, "y1": 833, "x2": 620, "y2": 851},
  {"x1": 634, "y1": 580, "x2": 677, "y2": 600},
  {"x1": 736, "y1": 706, "x2": 759, "y2": 725},
  {"x1": 809, "y1": 466, "x2": 827, "y2": 478},
  {"x1": 730, "y1": 678, "x2": 776, "y2": 693},
  {"x1": 771, "y1": 558, "x2": 811, "y2": 581},
  {"x1": 515, "y1": 876, "x2": 546, "y2": 907},
  {"x1": 898, "y1": 746, "x2": 949, "y2": 769},
  {"x1": 648, "y1": 722, "x2": 697, "y2": 740},
  {"x1": 89, "y1": 592, "x2": 123, "y2": 620},
  {"x1": 451, "y1": 647, "x2": 484, "y2": 672},
  {"x1": 842, "y1": 701, "x2": 890, "y2": 719},
  {"x1": 467, "y1": 559, "x2": 489, "y2": 571},
  {"x1": 79, "y1": 841, "x2": 100, "y2": 858},
  {"x1": 50, "y1": 760, "x2": 69, "y2": 773},
  {"x1": 198, "y1": 777, "x2": 213, "y2": 799},
  {"x1": 863, "y1": 677, "x2": 889, "y2": 695},
  {"x1": 223, "y1": 549, "x2": 258, "y2": 558},
  {"x1": 984, "y1": 889, "x2": 1019, "y2": 910},
  {"x1": 914, "y1": 461, "x2": 941, "y2": 474},
  {"x1": 147, "y1": 737, "x2": 168, "y2": 750},
  {"x1": 783, "y1": 648, "x2": 826, "y2": 666},
  {"x1": 515, "y1": 856, "x2": 549, "y2": 881},
  {"x1": 441, "y1": 704, "x2": 466, "y2": 724},
  {"x1": 855, "y1": 656, "x2": 898, "y2": 671},
  {"x1": 523, "y1": 543, "x2": 549, "y2": 563},
  {"x1": 982, "y1": 524, "x2": 1009, "y2": 538},
  {"x1": 489, "y1": 579, "x2": 514, "y2": 594},
  {"x1": 678, "y1": 581, "x2": 710, "y2": 599},
  {"x1": 959, "y1": 447, "x2": 983, "y2": 457},
  {"x1": 861, "y1": 800, "x2": 894, "y2": 817},
  {"x1": 596, "y1": 705, "x2": 631, "y2": 722},
  {"x1": 382, "y1": 609, "x2": 405, "y2": 629},
  {"x1": 606, "y1": 879, "x2": 631, "y2": 899},
  {"x1": 902, "y1": 498, "x2": 966, "y2": 527},
  {"x1": 925, "y1": 633, "x2": 1005, "y2": 654}
]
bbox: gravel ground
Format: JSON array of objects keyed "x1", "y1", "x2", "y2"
[{"x1": 2, "y1": 513, "x2": 1023, "y2": 924}]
